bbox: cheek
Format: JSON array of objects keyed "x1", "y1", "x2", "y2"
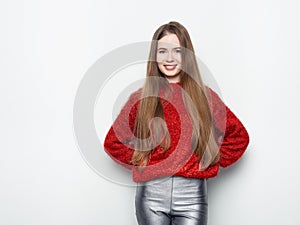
[
  {"x1": 156, "y1": 54, "x2": 165, "y2": 63},
  {"x1": 157, "y1": 63, "x2": 164, "y2": 72},
  {"x1": 175, "y1": 55, "x2": 182, "y2": 63}
]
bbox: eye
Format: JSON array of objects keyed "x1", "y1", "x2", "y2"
[
  {"x1": 158, "y1": 49, "x2": 166, "y2": 54},
  {"x1": 174, "y1": 48, "x2": 181, "y2": 54}
]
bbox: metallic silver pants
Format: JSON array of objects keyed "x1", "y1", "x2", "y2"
[{"x1": 135, "y1": 176, "x2": 208, "y2": 225}]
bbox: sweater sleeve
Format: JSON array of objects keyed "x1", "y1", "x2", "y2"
[
  {"x1": 206, "y1": 86, "x2": 250, "y2": 168},
  {"x1": 103, "y1": 89, "x2": 141, "y2": 170}
]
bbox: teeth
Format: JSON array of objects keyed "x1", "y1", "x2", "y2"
[{"x1": 165, "y1": 65, "x2": 176, "y2": 70}]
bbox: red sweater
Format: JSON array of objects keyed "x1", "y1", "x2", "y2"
[{"x1": 104, "y1": 82, "x2": 250, "y2": 182}]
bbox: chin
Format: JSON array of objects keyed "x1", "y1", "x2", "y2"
[{"x1": 162, "y1": 69, "x2": 180, "y2": 77}]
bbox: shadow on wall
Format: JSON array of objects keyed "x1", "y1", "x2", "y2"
[{"x1": 207, "y1": 145, "x2": 253, "y2": 190}]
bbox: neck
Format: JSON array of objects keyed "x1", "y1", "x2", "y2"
[{"x1": 166, "y1": 76, "x2": 180, "y2": 83}]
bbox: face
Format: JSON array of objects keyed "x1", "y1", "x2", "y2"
[{"x1": 156, "y1": 33, "x2": 182, "y2": 83}]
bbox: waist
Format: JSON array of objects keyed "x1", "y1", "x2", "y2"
[{"x1": 132, "y1": 161, "x2": 220, "y2": 183}]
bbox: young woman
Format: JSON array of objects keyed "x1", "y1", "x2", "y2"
[{"x1": 104, "y1": 21, "x2": 250, "y2": 225}]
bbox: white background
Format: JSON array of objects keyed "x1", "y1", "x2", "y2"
[{"x1": 1, "y1": 0, "x2": 300, "y2": 224}]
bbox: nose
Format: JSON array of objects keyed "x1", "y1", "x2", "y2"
[{"x1": 166, "y1": 51, "x2": 174, "y2": 62}]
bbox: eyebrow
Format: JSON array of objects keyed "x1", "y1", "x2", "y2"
[{"x1": 157, "y1": 47, "x2": 181, "y2": 50}]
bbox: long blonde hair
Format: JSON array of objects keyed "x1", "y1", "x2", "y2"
[{"x1": 131, "y1": 21, "x2": 220, "y2": 169}]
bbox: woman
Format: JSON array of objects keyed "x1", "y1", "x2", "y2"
[{"x1": 104, "y1": 21, "x2": 249, "y2": 225}]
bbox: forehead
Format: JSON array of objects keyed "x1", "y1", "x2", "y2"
[{"x1": 157, "y1": 34, "x2": 181, "y2": 48}]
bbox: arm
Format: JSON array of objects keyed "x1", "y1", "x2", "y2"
[
  {"x1": 103, "y1": 89, "x2": 141, "y2": 170},
  {"x1": 206, "y1": 86, "x2": 250, "y2": 168}
]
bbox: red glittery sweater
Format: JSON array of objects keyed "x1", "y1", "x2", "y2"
[{"x1": 104, "y1": 82, "x2": 250, "y2": 182}]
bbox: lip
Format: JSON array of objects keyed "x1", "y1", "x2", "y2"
[{"x1": 164, "y1": 64, "x2": 177, "y2": 71}]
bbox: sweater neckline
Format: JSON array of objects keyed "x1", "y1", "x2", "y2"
[{"x1": 168, "y1": 81, "x2": 181, "y2": 85}]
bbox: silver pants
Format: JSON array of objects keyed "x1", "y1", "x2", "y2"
[{"x1": 135, "y1": 176, "x2": 208, "y2": 225}]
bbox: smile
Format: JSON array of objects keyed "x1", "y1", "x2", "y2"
[{"x1": 164, "y1": 64, "x2": 177, "y2": 71}]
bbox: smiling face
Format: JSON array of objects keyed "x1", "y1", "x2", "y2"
[{"x1": 156, "y1": 33, "x2": 182, "y2": 83}]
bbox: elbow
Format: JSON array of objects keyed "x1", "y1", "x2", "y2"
[
  {"x1": 241, "y1": 123, "x2": 250, "y2": 151},
  {"x1": 103, "y1": 129, "x2": 114, "y2": 154}
]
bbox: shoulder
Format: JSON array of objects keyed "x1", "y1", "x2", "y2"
[
  {"x1": 128, "y1": 87, "x2": 143, "y2": 102},
  {"x1": 204, "y1": 85, "x2": 227, "y2": 129},
  {"x1": 204, "y1": 85, "x2": 225, "y2": 108},
  {"x1": 121, "y1": 88, "x2": 143, "y2": 115}
]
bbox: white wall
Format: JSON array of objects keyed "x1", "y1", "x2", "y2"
[{"x1": 1, "y1": 0, "x2": 300, "y2": 224}]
